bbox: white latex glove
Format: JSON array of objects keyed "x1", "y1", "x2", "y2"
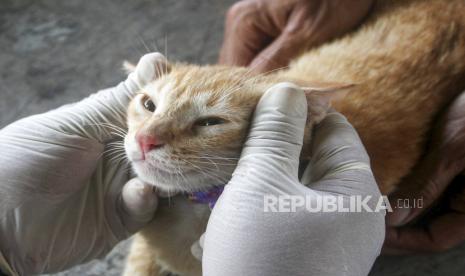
[
  {"x1": 202, "y1": 83, "x2": 386, "y2": 276},
  {"x1": 0, "y1": 53, "x2": 166, "y2": 276}
]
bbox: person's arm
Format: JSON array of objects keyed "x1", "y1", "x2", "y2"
[
  {"x1": 202, "y1": 83, "x2": 385, "y2": 276},
  {"x1": 219, "y1": 0, "x2": 373, "y2": 73},
  {"x1": 385, "y1": 90, "x2": 465, "y2": 253},
  {"x1": 0, "y1": 53, "x2": 165, "y2": 275}
]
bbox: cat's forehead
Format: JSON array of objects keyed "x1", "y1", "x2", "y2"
[
  {"x1": 168, "y1": 65, "x2": 249, "y2": 94},
  {"x1": 143, "y1": 65, "x2": 260, "y2": 110}
]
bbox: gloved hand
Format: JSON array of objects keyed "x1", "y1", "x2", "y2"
[
  {"x1": 202, "y1": 83, "x2": 385, "y2": 276},
  {"x1": 219, "y1": 0, "x2": 373, "y2": 73},
  {"x1": 0, "y1": 53, "x2": 165, "y2": 275}
]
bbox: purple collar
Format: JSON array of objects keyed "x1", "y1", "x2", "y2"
[{"x1": 188, "y1": 186, "x2": 224, "y2": 209}]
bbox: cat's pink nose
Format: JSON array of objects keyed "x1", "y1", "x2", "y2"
[{"x1": 136, "y1": 133, "x2": 164, "y2": 154}]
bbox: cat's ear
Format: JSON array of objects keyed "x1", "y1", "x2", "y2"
[
  {"x1": 301, "y1": 82, "x2": 354, "y2": 123},
  {"x1": 123, "y1": 53, "x2": 171, "y2": 84}
]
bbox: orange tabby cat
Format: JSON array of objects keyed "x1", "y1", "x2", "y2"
[{"x1": 123, "y1": 0, "x2": 465, "y2": 275}]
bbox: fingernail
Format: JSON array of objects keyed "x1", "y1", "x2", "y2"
[{"x1": 259, "y1": 82, "x2": 307, "y2": 118}]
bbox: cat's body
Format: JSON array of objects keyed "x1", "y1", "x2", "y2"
[
  {"x1": 123, "y1": 0, "x2": 465, "y2": 275},
  {"x1": 285, "y1": 0, "x2": 465, "y2": 194},
  {"x1": 124, "y1": 197, "x2": 208, "y2": 276}
]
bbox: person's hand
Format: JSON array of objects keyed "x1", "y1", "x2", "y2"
[
  {"x1": 202, "y1": 83, "x2": 385, "y2": 276},
  {"x1": 0, "y1": 53, "x2": 167, "y2": 275},
  {"x1": 385, "y1": 91, "x2": 465, "y2": 254},
  {"x1": 219, "y1": 0, "x2": 373, "y2": 73}
]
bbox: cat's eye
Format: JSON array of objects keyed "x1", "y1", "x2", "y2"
[
  {"x1": 195, "y1": 117, "x2": 225, "y2": 127},
  {"x1": 143, "y1": 98, "x2": 156, "y2": 112}
]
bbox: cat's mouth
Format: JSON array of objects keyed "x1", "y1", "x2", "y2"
[
  {"x1": 131, "y1": 158, "x2": 232, "y2": 192},
  {"x1": 134, "y1": 159, "x2": 196, "y2": 177},
  {"x1": 133, "y1": 162, "x2": 194, "y2": 189},
  {"x1": 128, "y1": 148, "x2": 195, "y2": 173}
]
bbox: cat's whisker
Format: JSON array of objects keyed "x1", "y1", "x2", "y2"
[
  {"x1": 186, "y1": 159, "x2": 237, "y2": 166},
  {"x1": 174, "y1": 157, "x2": 231, "y2": 186},
  {"x1": 102, "y1": 147, "x2": 125, "y2": 155},
  {"x1": 105, "y1": 145, "x2": 125, "y2": 150},
  {"x1": 219, "y1": 85, "x2": 243, "y2": 101},
  {"x1": 197, "y1": 156, "x2": 219, "y2": 171},
  {"x1": 182, "y1": 160, "x2": 217, "y2": 181},
  {"x1": 138, "y1": 36, "x2": 151, "y2": 53},
  {"x1": 103, "y1": 150, "x2": 126, "y2": 160},
  {"x1": 110, "y1": 133, "x2": 126, "y2": 140},
  {"x1": 197, "y1": 155, "x2": 239, "y2": 160},
  {"x1": 166, "y1": 158, "x2": 184, "y2": 193},
  {"x1": 191, "y1": 162, "x2": 236, "y2": 166},
  {"x1": 110, "y1": 132, "x2": 126, "y2": 139},
  {"x1": 106, "y1": 141, "x2": 125, "y2": 148},
  {"x1": 164, "y1": 34, "x2": 168, "y2": 66},
  {"x1": 97, "y1": 127, "x2": 126, "y2": 140},
  {"x1": 99, "y1": 143, "x2": 127, "y2": 162},
  {"x1": 219, "y1": 64, "x2": 290, "y2": 101},
  {"x1": 113, "y1": 156, "x2": 129, "y2": 165},
  {"x1": 105, "y1": 148, "x2": 125, "y2": 153},
  {"x1": 85, "y1": 122, "x2": 128, "y2": 135},
  {"x1": 129, "y1": 40, "x2": 144, "y2": 58},
  {"x1": 152, "y1": 37, "x2": 160, "y2": 53},
  {"x1": 184, "y1": 152, "x2": 240, "y2": 161},
  {"x1": 181, "y1": 157, "x2": 238, "y2": 166},
  {"x1": 188, "y1": 167, "x2": 229, "y2": 186},
  {"x1": 79, "y1": 109, "x2": 110, "y2": 137},
  {"x1": 106, "y1": 126, "x2": 127, "y2": 135},
  {"x1": 117, "y1": 164, "x2": 133, "y2": 175},
  {"x1": 97, "y1": 122, "x2": 127, "y2": 133},
  {"x1": 108, "y1": 149, "x2": 128, "y2": 159},
  {"x1": 108, "y1": 153, "x2": 129, "y2": 165},
  {"x1": 173, "y1": 160, "x2": 187, "y2": 186}
]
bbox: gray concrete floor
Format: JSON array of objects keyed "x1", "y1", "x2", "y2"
[{"x1": 1, "y1": 0, "x2": 464, "y2": 275}]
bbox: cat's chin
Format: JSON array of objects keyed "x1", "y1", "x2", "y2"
[
  {"x1": 131, "y1": 161, "x2": 228, "y2": 193},
  {"x1": 140, "y1": 175, "x2": 224, "y2": 193}
]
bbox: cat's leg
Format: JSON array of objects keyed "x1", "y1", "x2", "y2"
[
  {"x1": 140, "y1": 197, "x2": 209, "y2": 276},
  {"x1": 123, "y1": 234, "x2": 163, "y2": 276}
]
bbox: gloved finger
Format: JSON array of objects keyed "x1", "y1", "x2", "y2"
[
  {"x1": 119, "y1": 178, "x2": 158, "y2": 233},
  {"x1": 231, "y1": 83, "x2": 307, "y2": 191},
  {"x1": 302, "y1": 111, "x2": 378, "y2": 196}
]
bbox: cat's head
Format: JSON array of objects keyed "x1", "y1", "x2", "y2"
[{"x1": 124, "y1": 53, "x2": 348, "y2": 193}]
